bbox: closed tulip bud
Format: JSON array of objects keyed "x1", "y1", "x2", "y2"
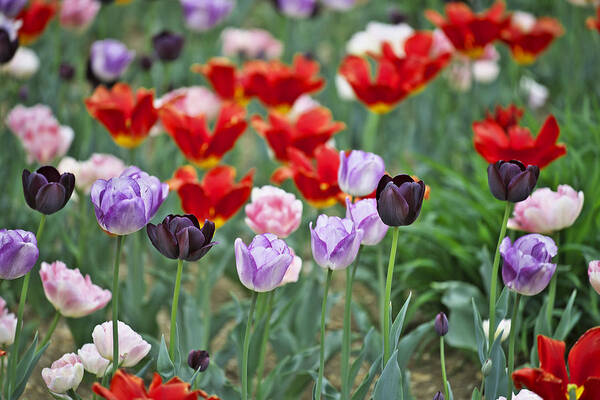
[
  {"x1": 0, "y1": 229, "x2": 38, "y2": 280},
  {"x1": 487, "y1": 160, "x2": 539, "y2": 203},
  {"x1": 152, "y1": 30, "x2": 184, "y2": 62},
  {"x1": 435, "y1": 312, "x2": 448, "y2": 336},
  {"x1": 187, "y1": 349, "x2": 209, "y2": 372},
  {"x1": 376, "y1": 174, "x2": 426, "y2": 227},
  {"x1": 41, "y1": 353, "x2": 84, "y2": 394},
  {"x1": 482, "y1": 358, "x2": 493, "y2": 376},
  {"x1": 589, "y1": 261, "x2": 600, "y2": 295},
  {"x1": 147, "y1": 215, "x2": 216, "y2": 261},
  {"x1": 22, "y1": 166, "x2": 75, "y2": 215},
  {"x1": 433, "y1": 391, "x2": 445, "y2": 400}
]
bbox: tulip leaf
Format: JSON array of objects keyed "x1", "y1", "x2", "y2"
[
  {"x1": 11, "y1": 334, "x2": 49, "y2": 400},
  {"x1": 351, "y1": 354, "x2": 381, "y2": 400},
  {"x1": 373, "y1": 349, "x2": 401, "y2": 400},
  {"x1": 391, "y1": 293, "x2": 412, "y2": 351},
  {"x1": 309, "y1": 372, "x2": 340, "y2": 400},
  {"x1": 494, "y1": 287, "x2": 510, "y2": 321},
  {"x1": 530, "y1": 301, "x2": 552, "y2": 365},
  {"x1": 471, "y1": 387, "x2": 481, "y2": 400},
  {"x1": 157, "y1": 335, "x2": 175, "y2": 380},
  {"x1": 472, "y1": 299, "x2": 487, "y2": 364},
  {"x1": 484, "y1": 335, "x2": 508, "y2": 400},
  {"x1": 349, "y1": 328, "x2": 376, "y2": 388},
  {"x1": 397, "y1": 321, "x2": 434, "y2": 370},
  {"x1": 554, "y1": 290, "x2": 580, "y2": 341}
]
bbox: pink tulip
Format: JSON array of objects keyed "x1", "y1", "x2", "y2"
[
  {"x1": 280, "y1": 249, "x2": 302, "y2": 285},
  {"x1": 77, "y1": 343, "x2": 110, "y2": 377},
  {"x1": 58, "y1": 153, "x2": 127, "y2": 194},
  {"x1": 59, "y1": 0, "x2": 100, "y2": 31},
  {"x1": 156, "y1": 86, "x2": 222, "y2": 121},
  {"x1": 41, "y1": 353, "x2": 84, "y2": 394},
  {"x1": 40, "y1": 261, "x2": 111, "y2": 318},
  {"x1": 508, "y1": 185, "x2": 584, "y2": 234},
  {"x1": 244, "y1": 185, "x2": 303, "y2": 238},
  {"x1": 6, "y1": 104, "x2": 73, "y2": 164},
  {"x1": 221, "y1": 28, "x2": 283, "y2": 60},
  {"x1": 0, "y1": 297, "x2": 16, "y2": 346},
  {"x1": 92, "y1": 320, "x2": 151, "y2": 367},
  {"x1": 589, "y1": 261, "x2": 600, "y2": 295}
]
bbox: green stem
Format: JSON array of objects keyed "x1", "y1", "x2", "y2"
[
  {"x1": 341, "y1": 251, "x2": 361, "y2": 400},
  {"x1": 254, "y1": 292, "x2": 274, "y2": 400},
  {"x1": 241, "y1": 292, "x2": 258, "y2": 400},
  {"x1": 546, "y1": 232, "x2": 560, "y2": 329},
  {"x1": 111, "y1": 236, "x2": 124, "y2": 376},
  {"x1": 507, "y1": 293, "x2": 520, "y2": 396},
  {"x1": 362, "y1": 112, "x2": 380, "y2": 153},
  {"x1": 77, "y1": 193, "x2": 87, "y2": 267},
  {"x1": 383, "y1": 227, "x2": 400, "y2": 366},
  {"x1": 440, "y1": 337, "x2": 449, "y2": 400},
  {"x1": 488, "y1": 202, "x2": 511, "y2": 351},
  {"x1": 169, "y1": 259, "x2": 184, "y2": 360},
  {"x1": 316, "y1": 269, "x2": 334, "y2": 400},
  {"x1": 377, "y1": 245, "x2": 384, "y2": 340},
  {"x1": 201, "y1": 269, "x2": 211, "y2": 350},
  {"x1": 37, "y1": 311, "x2": 61, "y2": 351}
]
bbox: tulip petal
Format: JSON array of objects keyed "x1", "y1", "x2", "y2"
[
  {"x1": 35, "y1": 182, "x2": 66, "y2": 214},
  {"x1": 234, "y1": 238, "x2": 256, "y2": 291},
  {"x1": 329, "y1": 229, "x2": 363, "y2": 270},
  {"x1": 512, "y1": 367, "x2": 565, "y2": 400},
  {"x1": 99, "y1": 197, "x2": 147, "y2": 235},
  {"x1": 568, "y1": 327, "x2": 600, "y2": 387},
  {"x1": 253, "y1": 253, "x2": 293, "y2": 292},
  {"x1": 538, "y1": 334, "x2": 568, "y2": 384}
]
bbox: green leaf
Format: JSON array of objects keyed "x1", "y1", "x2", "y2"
[
  {"x1": 484, "y1": 336, "x2": 508, "y2": 400},
  {"x1": 471, "y1": 387, "x2": 481, "y2": 400},
  {"x1": 472, "y1": 299, "x2": 487, "y2": 364},
  {"x1": 397, "y1": 321, "x2": 433, "y2": 370},
  {"x1": 349, "y1": 329, "x2": 375, "y2": 389},
  {"x1": 554, "y1": 290, "x2": 580, "y2": 341},
  {"x1": 373, "y1": 350, "x2": 401, "y2": 400},
  {"x1": 157, "y1": 335, "x2": 175, "y2": 380},
  {"x1": 391, "y1": 293, "x2": 412, "y2": 351},
  {"x1": 351, "y1": 355, "x2": 381, "y2": 400},
  {"x1": 11, "y1": 334, "x2": 49, "y2": 400}
]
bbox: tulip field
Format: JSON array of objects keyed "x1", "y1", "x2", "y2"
[{"x1": 2, "y1": 0, "x2": 600, "y2": 399}]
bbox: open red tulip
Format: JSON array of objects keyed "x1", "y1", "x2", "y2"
[{"x1": 16, "y1": 0, "x2": 57, "y2": 45}]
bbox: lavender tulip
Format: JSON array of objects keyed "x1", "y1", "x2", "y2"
[
  {"x1": 338, "y1": 150, "x2": 385, "y2": 197},
  {"x1": 234, "y1": 233, "x2": 294, "y2": 292},
  {"x1": 321, "y1": 0, "x2": 356, "y2": 11},
  {"x1": 277, "y1": 0, "x2": 317, "y2": 18},
  {"x1": 0, "y1": 229, "x2": 38, "y2": 280},
  {"x1": 90, "y1": 166, "x2": 168, "y2": 236},
  {"x1": 310, "y1": 215, "x2": 363, "y2": 270},
  {"x1": 0, "y1": 0, "x2": 26, "y2": 17},
  {"x1": 345, "y1": 198, "x2": 388, "y2": 245},
  {"x1": 500, "y1": 234, "x2": 557, "y2": 296},
  {"x1": 147, "y1": 215, "x2": 216, "y2": 261},
  {"x1": 0, "y1": 15, "x2": 19, "y2": 64},
  {"x1": 376, "y1": 174, "x2": 425, "y2": 227},
  {"x1": 152, "y1": 30, "x2": 185, "y2": 62},
  {"x1": 487, "y1": 160, "x2": 539, "y2": 203},
  {"x1": 180, "y1": 0, "x2": 234, "y2": 32},
  {"x1": 88, "y1": 39, "x2": 135, "y2": 85},
  {"x1": 22, "y1": 166, "x2": 75, "y2": 215}
]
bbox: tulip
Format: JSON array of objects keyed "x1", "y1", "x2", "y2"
[
  {"x1": 58, "y1": 62, "x2": 75, "y2": 80},
  {"x1": 244, "y1": 186, "x2": 303, "y2": 238},
  {"x1": 15, "y1": 0, "x2": 56, "y2": 45},
  {"x1": 0, "y1": 297, "x2": 17, "y2": 345},
  {"x1": 0, "y1": 229, "x2": 38, "y2": 280},
  {"x1": 433, "y1": 392, "x2": 445, "y2": 400},
  {"x1": 22, "y1": 166, "x2": 75, "y2": 215},
  {"x1": 346, "y1": 21, "x2": 414, "y2": 57},
  {"x1": 40, "y1": 261, "x2": 111, "y2": 318},
  {"x1": 90, "y1": 166, "x2": 168, "y2": 235},
  {"x1": 0, "y1": 47, "x2": 39, "y2": 78},
  {"x1": 57, "y1": 153, "x2": 127, "y2": 194},
  {"x1": 221, "y1": 28, "x2": 283, "y2": 60},
  {"x1": 375, "y1": 174, "x2": 426, "y2": 227},
  {"x1": 321, "y1": 0, "x2": 356, "y2": 11},
  {"x1": 41, "y1": 353, "x2": 84, "y2": 394},
  {"x1": 483, "y1": 318, "x2": 511, "y2": 342},
  {"x1": 156, "y1": 86, "x2": 222, "y2": 122},
  {"x1": 77, "y1": 343, "x2": 110, "y2": 377},
  {"x1": 497, "y1": 390, "x2": 542, "y2": 400},
  {"x1": 147, "y1": 215, "x2": 216, "y2": 261},
  {"x1": 92, "y1": 320, "x2": 151, "y2": 368},
  {"x1": 338, "y1": 150, "x2": 385, "y2": 197},
  {"x1": 508, "y1": 185, "x2": 584, "y2": 234},
  {"x1": 180, "y1": 0, "x2": 234, "y2": 32},
  {"x1": 309, "y1": 215, "x2": 363, "y2": 270},
  {"x1": 59, "y1": 0, "x2": 100, "y2": 30},
  {"x1": 345, "y1": 198, "x2": 388, "y2": 246},
  {"x1": 487, "y1": 160, "x2": 540, "y2": 203},
  {"x1": 88, "y1": 39, "x2": 135, "y2": 85},
  {"x1": 188, "y1": 350, "x2": 210, "y2": 372},
  {"x1": 152, "y1": 30, "x2": 184, "y2": 62},
  {"x1": 234, "y1": 233, "x2": 294, "y2": 292},
  {"x1": 0, "y1": 0, "x2": 27, "y2": 17},
  {"x1": 276, "y1": 0, "x2": 317, "y2": 18},
  {"x1": 280, "y1": 250, "x2": 302, "y2": 285},
  {"x1": 500, "y1": 234, "x2": 557, "y2": 296},
  {"x1": 589, "y1": 261, "x2": 600, "y2": 295},
  {"x1": 520, "y1": 77, "x2": 548, "y2": 110},
  {"x1": 435, "y1": 312, "x2": 449, "y2": 336}
]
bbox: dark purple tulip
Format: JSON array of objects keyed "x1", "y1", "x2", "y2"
[
  {"x1": 59, "y1": 63, "x2": 75, "y2": 81},
  {"x1": 187, "y1": 349, "x2": 209, "y2": 372},
  {"x1": 0, "y1": 16, "x2": 19, "y2": 64},
  {"x1": 22, "y1": 166, "x2": 75, "y2": 215},
  {"x1": 375, "y1": 174, "x2": 425, "y2": 227},
  {"x1": 434, "y1": 312, "x2": 448, "y2": 336},
  {"x1": 147, "y1": 215, "x2": 216, "y2": 261},
  {"x1": 487, "y1": 160, "x2": 539, "y2": 203},
  {"x1": 0, "y1": 0, "x2": 27, "y2": 18},
  {"x1": 0, "y1": 229, "x2": 38, "y2": 279},
  {"x1": 152, "y1": 30, "x2": 184, "y2": 62},
  {"x1": 139, "y1": 54, "x2": 154, "y2": 71}
]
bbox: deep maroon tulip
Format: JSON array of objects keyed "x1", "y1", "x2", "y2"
[
  {"x1": 434, "y1": 312, "x2": 448, "y2": 336},
  {"x1": 59, "y1": 63, "x2": 75, "y2": 81},
  {"x1": 152, "y1": 30, "x2": 184, "y2": 62},
  {"x1": 147, "y1": 215, "x2": 216, "y2": 261},
  {"x1": 487, "y1": 160, "x2": 539, "y2": 203},
  {"x1": 187, "y1": 349, "x2": 209, "y2": 372},
  {"x1": 22, "y1": 166, "x2": 75, "y2": 215},
  {"x1": 375, "y1": 174, "x2": 425, "y2": 227},
  {"x1": 139, "y1": 54, "x2": 153, "y2": 71}
]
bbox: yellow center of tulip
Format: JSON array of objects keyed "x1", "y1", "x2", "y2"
[
  {"x1": 113, "y1": 134, "x2": 146, "y2": 149},
  {"x1": 368, "y1": 103, "x2": 395, "y2": 114},
  {"x1": 567, "y1": 384, "x2": 584, "y2": 399},
  {"x1": 513, "y1": 46, "x2": 537, "y2": 65}
]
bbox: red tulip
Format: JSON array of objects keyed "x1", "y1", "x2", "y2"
[
  {"x1": 272, "y1": 145, "x2": 344, "y2": 208},
  {"x1": 512, "y1": 327, "x2": 600, "y2": 400},
  {"x1": 587, "y1": 7, "x2": 600, "y2": 33},
  {"x1": 192, "y1": 58, "x2": 247, "y2": 104},
  {"x1": 499, "y1": 12, "x2": 564, "y2": 65},
  {"x1": 473, "y1": 104, "x2": 566, "y2": 169},
  {"x1": 85, "y1": 83, "x2": 158, "y2": 148},
  {"x1": 425, "y1": 1, "x2": 507, "y2": 58},
  {"x1": 338, "y1": 32, "x2": 451, "y2": 114},
  {"x1": 16, "y1": 0, "x2": 57, "y2": 45},
  {"x1": 251, "y1": 106, "x2": 344, "y2": 162},
  {"x1": 93, "y1": 369, "x2": 218, "y2": 400},
  {"x1": 172, "y1": 165, "x2": 254, "y2": 228},
  {"x1": 159, "y1": 102, "x2": 247, "y2": 168}
]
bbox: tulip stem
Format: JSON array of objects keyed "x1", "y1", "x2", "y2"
[
  {"x1": 37, "y1": 311, "x2": 61, "y2": 351},
  {"x1": 8, "y1": 214, "x2": 46, "y2": 396},
  {"x1": 507, "y1": 292, "x2": 520, "y2": 397},
  {"x1": 241, "y1": 291, "x2": 258, "y2": 400},
  {"x1": 488, "y1": 202, "x2": 511, "y2": 351},
  {"x1": 316, "y1": 269, "x2": 333, "y2": 400},
  {"x1": 111, "y1": 235, "x2": 124, "y2": 377},
  {"x1": 341, "y1": 250, "x2": 361, "y2": 400},
  {"x1": 383, "y1": 227, "x2": 400, "y2": 366},
  {"x1": 440, "y1": 337, "x2": 449, "y2": 400},
  {"x1": 254, "y1": 292, "x2": 274, "y2": 400},
  {"x1": 546, "y1": 274, "x2": 557, "y2": 330},
  {"x1": 169, "y1": 259, "x2": 184, "y2": 360},
  {"x1": 362, "y1": 111, "x2": 380, "y2": 153}
]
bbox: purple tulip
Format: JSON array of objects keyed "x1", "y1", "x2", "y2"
[
  {"x1": 376, "y1": 174, "x2": 425, "y2": 227},
  {"x1": 338, "y1": 150, "x2": 385, "y2": 197},
  {"x1": 152, "y1": 30, "x2": 185, "y2": 62},
  {"x1": 321, "y1": 0, "x2": 356, "y2": 11},
  {"x1": 0, "y1": 0, "x2": 26, "y2": 18},
  {"x1": 434, "y1": 312, "x2": 448, "y2": 336},
  {"x1": 277, "y1": 0, "x2": 317, "y2": 18},
  {"x1": 22, "y1": 166, "x2": 75, "y2": 215},
  {"x1": 0, "y1": 229, "x2": 39, "y2": 280},
  {"x1": 487, "y1": 160, "x2": 539, "y2": 203},
  {"x1": 0, "y1": 15, "x2": 19, "y2": 64},
  {"x1": 88, "y1": 39, "x2": 135, "y2": 84},
  {"x1": 234, "y1": 233, "x2": 294, "y2": 292},
  {"x1": 500, "y1": 233, "x2": 557, "y2": 296},
  {"x1": 345, "y1": 198, "x2": 388, "y2": 246},
  {"x1": 147, "y1": 215, "x2": 216, "y2": 261},
  {"x1": 310, "y1": 215, "x2": 363, "y2": 270},
  {"x1": 180, "y1": 0, "x2": 234, "y2": 32},
  {"x1": 90, "y1": 166, "x2": 168, "y2": 236},
  {"x1": 188, "y1": 349, "x2": 210, "y2": 372}
]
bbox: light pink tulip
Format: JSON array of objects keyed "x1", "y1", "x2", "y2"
[
  {"x1": 497, "y1": 389, "x2": 542, "y2": 400},
  {"x1": 92, "y1": 320, "x2": 151, "y2": 368},
  {"x1": 0, "y1": 297, "x2": 16, "y2": 346},
  {"x1": 221, "y1": 28, "x2": 283, "y2": 60},
  {"x1": 280, "y1": 249, "x2": 302, "y2": 285},
  {"x1": 77, "y1": 343, "x2": 110, "y2": 377},
  {"x1": 245, "y1": 185, "x2": 303, "y2": 238},
  {"x1": 508, "y1": 185, "x2": 584, "y2": 234},
  {"x1": 58, "y1": 153, "x2": 126, "y2": 194},
  {"x1": 40, "y1": 261, "x2": 111, "y2": 318},
  {"x1": 589, "y1": 261, "x2": 600, "y2": 295},
  {"x1": 6, "y1": 104, "x2": 73, "y2": 164},
  {"x1": 156, "y1": 86, "x2": 222, "y2": 121},
  {"x1": 59, "y1": 0, "x2": 100, "y2": 31},
  {"x1": 41, "y1": 353, "x2": 84, "y2": 394}
]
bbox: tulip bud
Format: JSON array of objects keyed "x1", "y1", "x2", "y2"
[
  {"x1": 59, "y1": 62, "x2": 75, "y2": 81},
  {"x1": 433, "y1": 391, "x2": 445, "y2": 400},
  {"x1": 22, "y1": 166, "x2": 75, "y2": 215},
  {"x1": 434, "y1": 312, "x2": 448, "y2": 336},
  {"x1": 152, "y1": 30, "x2": 185, "y2": 62},
  {"x1": 139, "y1": 54, "x2": 153, "y2": 71},
  {"x1": 482, "y1": 358, "x2": 493, "y2": 376},
  {"x1": 487, "y1": 160, "x2": 539, "y2": 203},
  {"x1": 589, "y1": 261, "x2": 600, "y2": 295},
  {"x1": 147, "y1": 215, "x2": 216, "y2": 261},
  {"x1": 375, "y1": 174, "x2": 426, "y2": 226},
  {"x1": 0, "y1": 229, "x2": 39, "y2": 280},
  {"x1": 188, "y1": 349, "x2": 210, "y2": 372},
  {"x1": 41, "y1": 353, "x2": 84, "y2": 394}
]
